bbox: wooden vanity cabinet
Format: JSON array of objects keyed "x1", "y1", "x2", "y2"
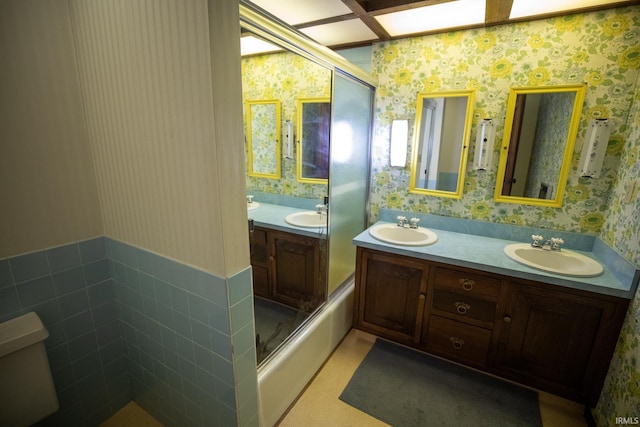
[
  {"x1": 250, "y1": 228, "x2": 271, "y2": 298},
  {"x1": 355, "y1": 248, "x2": 429, "y2": 345},
  {"x1": 493, "y1": 280, "x2": 628, "y2": 405},
  {"x1": 354, "y1": 246, "x2": 629, "y2": 406},
  {"x1": 422, "y1": 266, "x2": 504, "y2": 369},
  {"x1": 250, "y1": 226, "x2": 325, "y2": 311}
]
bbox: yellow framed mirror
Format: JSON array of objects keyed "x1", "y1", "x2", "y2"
[
  {"x1": 297, "y1": 97, "x2": 330, "y2": 184},
  {"x1": 494, "y1": 84, "x2": 586, "y2": 207},
  {"x1": 246, "y1": 99, "x2": 281, "y2": 179},
  {"x1": 409, "y1": 90, "x2": 475, "y2": 199}
]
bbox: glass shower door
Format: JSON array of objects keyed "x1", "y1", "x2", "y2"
[{"x1": 327, "y1": 72, "x2": 374, "y2": 295}]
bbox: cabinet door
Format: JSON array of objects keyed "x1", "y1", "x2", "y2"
[
  {"x1": 250, "y1": 228, "x2": 271, "y2": 298},
  {"x1": 494, "y1": 283, "x2": 617, "y2": 402},
  {"x1": 271, "y1": 231, "x2": 323, "y2": 311},
  {"x1": 357, "y1": 250, "x2": 428, "y2": 345}
]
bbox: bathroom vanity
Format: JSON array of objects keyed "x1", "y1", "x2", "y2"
[
  {"x1": 251, "y1": 226, "x2": 325, "y2": 311},
  {"x1": 248, "y1": 202, "x2": 327, "y2": 312},
  {"x1": 353, "y1": 222, "x2": 635, "y2": 407}
]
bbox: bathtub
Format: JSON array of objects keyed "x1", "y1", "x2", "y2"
[{"x1": 257, "y1": 281, "x2": 354, "y2": 426}]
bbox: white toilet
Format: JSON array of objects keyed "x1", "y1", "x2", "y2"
[{"x1": 0, "y1": 312, "x2": 59, "y2": 426}]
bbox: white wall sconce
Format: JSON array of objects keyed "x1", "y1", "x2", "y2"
[
  {"x1": 578, "y1": 119, "x2": 611, "y2": 178},
  {"x1": 283, "y1": 119, "x2": 293, "y2": 159},
  {"x1": 390, "y1": 119, "x2": 409, "y2": 167},
  {"x1": 473, "y1": 118, "x2": 495, "y2": 171}
]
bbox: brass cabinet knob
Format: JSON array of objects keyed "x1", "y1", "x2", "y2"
[
  {"x1": 503, "y1": 315, "x2": 512, "y2": 323},
  {"x1": 459, "y1": 278, "x2": 474, "y2": 291},
  {"x1": 455, "y1": 302, "x2": 471, "y2": 315},
  {"x1": 450, "y1": 337, "x2": 464, "y2": 350}
]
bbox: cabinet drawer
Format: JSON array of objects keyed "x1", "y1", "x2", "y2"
[
  {"x1": 425, "y1": 315, "x2": 491, "y2": 367},
  {"x1": 433, "y1": 267, "x2": 500, "y2": 300},
  {"x1": 432, "y1": 289, "x2": 497, "y2": 325}
]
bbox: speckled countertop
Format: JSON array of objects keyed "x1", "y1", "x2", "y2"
[
  {"x1": 353, "y1": 221, "x2": 636, "y2": 299},
  {"x1": 247, "y1": 202, "x2": 328, "y2": 239}
]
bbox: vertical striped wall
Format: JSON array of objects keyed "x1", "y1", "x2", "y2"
[
  {"x1": 68, "y1": 0, "x2": 249, "y2": 276},
  {"x1": 0, "y1": 0, "x2": 103, "y2": 258}
]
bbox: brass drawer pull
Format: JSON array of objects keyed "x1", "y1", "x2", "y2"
[
  {"x1": 503, "y1": 315, "x2": 512, "y2": 323},
  {"x1": 450, "y1": 337, "x2": 464, "y2": 350},
  {"x1": 455, "y1": 302, "x2": 471, "y2": 315},
  {"x1": 459, "y1": 278, "x2": 475, "y2": 291}
]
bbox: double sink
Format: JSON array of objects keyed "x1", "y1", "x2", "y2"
[{"x1": 367, "y1": 222, "x2": 603, "y2": 278}]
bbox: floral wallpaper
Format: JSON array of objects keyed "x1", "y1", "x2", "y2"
[
  {"x1": 247, "y1": 101, "x2": 279, "y2": 176},
  {"x1": 369, "y1": 7, "x2": 639, "y2": 237},
  {"x1": 242, "y1": 51, "x2": 331, "y2": 200},
  {"x1": 594, "y1": 63, "x2": 640, "y2": 424}
]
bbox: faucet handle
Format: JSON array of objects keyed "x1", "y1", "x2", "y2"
[
  {"x1": 531, "y1": 235, "x2": 544, "y2": 247},
  {"x1": 409, "y1": 218, "x2": 420, "y2": 229},
  {"x1": 550, "y1": 237, "x2": 564, "y2": 250},
  {"x1": 397, "y1": 216, "x2": 407, "y2": 226}
]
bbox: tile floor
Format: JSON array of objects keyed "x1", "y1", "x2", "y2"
[{"x1": 101, "y1": 329, "x2": 588, "y2": 427}]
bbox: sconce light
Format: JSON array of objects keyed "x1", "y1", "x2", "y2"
[
  {"x1": 390, "y1": 119, "x2": 409, "y2": 167},
  {"x1": 473, "y1": 119, "x2": 495, "y2": 170},
  {"x1": 283, "y1": 119, "x2": 293, "y2": 159},
  {"x1": 578, "y1": 119, "x2": 611, "y2": 178}
]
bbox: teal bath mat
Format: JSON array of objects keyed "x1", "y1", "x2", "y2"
[{"x1": 339, "y1": 339, "x2": 542, "y2": 427}]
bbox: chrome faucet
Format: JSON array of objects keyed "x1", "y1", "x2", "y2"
[
  {"x1": 531, "y1": 235, "x2": 564, "y2": 251},
  {"x1": 397, "y1": 216, "x2": 408, "y2": 227},
  {"x1": 315, "y1": 204, "x2": 327, "y2": 215},
  {"x1": 409, "y1": 218, "x2": 420, "y2": 229}
]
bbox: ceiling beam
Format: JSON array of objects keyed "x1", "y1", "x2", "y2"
[
  {"x1": 342, "y1": 0, "x2": 392, "y2": 40},
  {"x1": 485, "y1": 0, "x2": 513, "y2": 24},
  {"x1": 365, "y1": 0, "x2": 455, "y2": 15}
]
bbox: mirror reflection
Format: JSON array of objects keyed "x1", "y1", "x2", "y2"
[
  {"x1": 297, "y1": 98, "x2": 330, "y2": 183},
  {"x1": 241, "y1": 34, "x2": 331, "y2": 365},
  {"x1": 409, "y1": 90, "x2": 475, "y2": 199},
  {"x1": 495, "y1": 85, "x2": 586, "y2": 207},
  {"x1": 246, "y1": 99, "x2": 281, "y2": 178}
]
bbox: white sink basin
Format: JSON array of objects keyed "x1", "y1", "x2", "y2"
[
  {"x1": 285, "y1": 211, "x2": 327, "y2": 228},
  {"x1": 368, "y1": 223, "x2": 438, "y2": 246},
  {"x1": 247, "y1": 202, "x2": 260, "y2": 211},
  {"x1": 504, "y1": 243, "x2": 603, "y2": 277}
]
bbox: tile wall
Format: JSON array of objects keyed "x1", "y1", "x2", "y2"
[
  {"x1": 0, "y1": 237, "x2": 258, "y2": 427},
  {"x1": 1, "y1": 237, "x2": 127, "y2": 426}
]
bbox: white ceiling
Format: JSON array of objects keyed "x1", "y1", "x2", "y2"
[{"x1": 245, "y1": 0, "x2": 639, "y2": 49}]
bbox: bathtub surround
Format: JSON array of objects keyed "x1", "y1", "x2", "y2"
[{"x1": 1, "y1": 237, "x2": 257, "y2": 426}]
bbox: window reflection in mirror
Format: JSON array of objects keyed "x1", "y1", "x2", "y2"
[
  {"x1": 297, "y1": 98, "x2": 330, "y2": 184},
  {"x1": 246, "y1": 99, "x2": 281, "y2": 179},
  {"x1": 409, "y1": 90, "x2": 475, "y2": 199},
  {"x1": 494, "y1": 85, "x2": 586, "y2": 207}
]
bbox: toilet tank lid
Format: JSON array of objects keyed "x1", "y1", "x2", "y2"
[{"x1": 0, "y1": 312, "x2": 49, "y2": 358}]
